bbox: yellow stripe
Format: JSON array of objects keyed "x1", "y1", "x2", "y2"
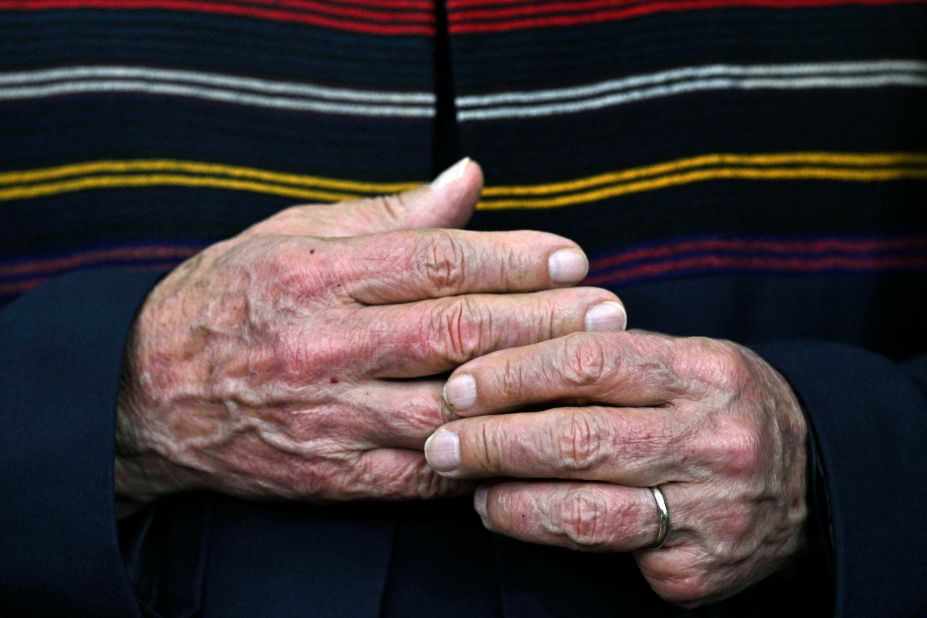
[
  {"x1": 0, "y1": 175, "x2": 362, "y2": 203},
  {"x1": 477, "y1": 166, "x2": 927, "y2": 209},
  {"x1": 0, "y1": 159, "x2": 418, "y2": 194},
  {"x1": 1, "y1": 153, "x2": 925, "y2": 207},
  {"x1": 481, "y1": 152, "x2": 927, "y2": 197}
]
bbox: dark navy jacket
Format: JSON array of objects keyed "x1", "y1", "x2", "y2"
[{"x1": 2, "y1": 266, "x2": 926, "y2": 617}]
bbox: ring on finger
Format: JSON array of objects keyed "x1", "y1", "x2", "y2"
[{"x1": 648, "y1": 485, "x2": 670, "y2": 549}]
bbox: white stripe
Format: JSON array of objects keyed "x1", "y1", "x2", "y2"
[
  {"x1": 0, "y1": 65, "x2": 435, "y2": 105},
  {"x1": 457, "y1": 60, "x2": 927, "y2": 116},
  {"x1": 458, "y1": 71, "x2": 927, "y2": 121},
  {"x1": 456, "y1": 60, "x2": 927, "y2": 108},
  {"x1": 0, "y1": 81, "x2": 434, "y2": 118}
]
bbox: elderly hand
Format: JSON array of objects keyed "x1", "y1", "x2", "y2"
[
  {"x1": 425, "y1": 330, "x2": 808, "y2": 607},
  {"x1": 115, "y1": 159, "x2": 628, "y2": 504}
]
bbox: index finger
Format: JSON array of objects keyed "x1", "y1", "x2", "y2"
[
  {"x1": 424, "y1": 406, "x2": 679, "y2": 485},
  {"x1": 333, "y1": 228, "x2": 589, "y2": 304}
]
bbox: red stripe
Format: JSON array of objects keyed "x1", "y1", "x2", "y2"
[
  {"x1": 310, "y1": 0, "x2": 431, "y2": 9},
  {"x1": 450, "y1": 0, "x2": 592, "y2": 7},
  {"x1": 452, "y1": 0, "x2": 686, "y2": 18},
  {"x1": 4, "y1": 239, "x2": 927, "y2": 293},
  {"x1": 448, "y1": 0, "x2": 926, "y2": 33},
  {"x1": 4, "y1": 237, "x2": 924, "y2": 278},
  {"x1": 0, "y1": 245, "x2": 200, "y2": 278},
  {"x1": 212, "y1": 0, "x2": 432, "y2": 23},
  {"x1": 589, "y1": 236, "x2": 927, "y2": 272},
  {"x1": 5, "y1": 254, "x2": 925, "y2": 297},
  {"x1": 584, "y1": 253, "x2": 927, "y2": 285},
  {"x1": 7, "y1": 0, "x2": 435, "y2": 35},
  {"x1": 446, "y1": 0, "x2": 906, "y2": 8}
]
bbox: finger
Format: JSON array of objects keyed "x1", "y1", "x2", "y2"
[
  {"x1": 442, "y1": 331, "x2": 685, "y2": 417},
  {"x1": 424, "y1": 406, "x2": 680, "y2": 484},
  {"x1": 247, "y1": 379, "x2": 445, "y2": 451},
  {"x1": 251, "y1": 158, "x2": 482, "y2": 237},
  {"x1": 353, "y1": 380, "x2": 446, "y2": 449},
  {"x1": 474, "y1": 481, "x2": 661, "y2": 552},
  {"x1": 346, "y1": 449, "x2": 474, "y2": 500},
  {"x1": 334, "y1": 228, "x2": 590, "y2": 305},
  {"x1": 362, "y1": 288, "x2": 626, "y2": 378}
]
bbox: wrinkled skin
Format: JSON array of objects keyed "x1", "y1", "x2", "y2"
[
  {"x1": 426, "y1": 330, "x2": 808, "y2": 607},
  {"x1": 116, "y1": 160, "x2": 628, "y2": 505}
]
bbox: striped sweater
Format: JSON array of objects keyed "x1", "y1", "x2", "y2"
[
  {"x1": 1, "y1": 0, "x2": 926, "y2": 615},
  {"x1": 2, "y1": 0, "x2": 926, "y2": 315}
]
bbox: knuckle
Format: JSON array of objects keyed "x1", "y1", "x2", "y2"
[
  {"x1": 716, "y1": 345, "x2": 751, "y2": 388},
  {"x1": 690, "y1": 417, "x2": 763, "y2": 477},
  {"x1": 540, "y1": 299, "x2": 558, "y2": 341},
  {"x1": 688, "y1": 338, "x2": 750, "y2": 389},
  {"x1": 554, "y1": 411, "x2": 609, "y2": 473},
  {"x1": 352, "y1": 453, "x2": 455, "y2": 500},
  {"x1": 556, "y1": 489, "x2": 611, "y2": 549},
  {"x1": 716, "y1": 421, "x2": 763, "y2": 476},
  {"x1": 369, "y1": 193, "x2": 410, "y2": 223},
  {"x1": 395, "y1": 395, "x2": 445, "y2": 436},
  {"x1": 500, "y1": 356, "x2": 524, "y2": 399},
  {"x1": 559, "y1": 333, "x2": 610, "y2": 388},
  {"x1": 418, "y1": 231, "x2": 467, "y2": 293},
  {"x1": 431, "y1": 296, "x2": 493, "y2": 362},
  {"x1": 411, "y1": 461, "x2": 457, "y2": 500},
  {"x1": 476, "y1": 422, "x2": 507, "y2": 474}
]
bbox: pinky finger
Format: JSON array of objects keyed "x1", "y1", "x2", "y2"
[{"x1": 475, "y1": 481, "x2": 659, "y2": 552}]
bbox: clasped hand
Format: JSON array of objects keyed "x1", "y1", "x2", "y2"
[
  {"x1": 425, "y1": 330, "x2": 809, "y2": 606},
  {"x1": 116, "y1": 160, "x2": 626, "y2": 503}
]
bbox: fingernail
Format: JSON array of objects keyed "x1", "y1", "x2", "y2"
[
  {"x1": 425, "y1": 429, "x2": 460, "y2": 473},
  {"x1": 474, "y1": 486, "x2": 489, "y2": 519},
  {"x1": 444, "y1": 374, "x2": 477, "y2": 411},
  {"x1": 548, "y1": 248, "x2": 589, "y2": 284},
  {"x1": 431, "y1": 157, "x2": 470, "y2": 189},
  {"x1": 584, "y1": 301, "x2": 627, "y2": 332}
]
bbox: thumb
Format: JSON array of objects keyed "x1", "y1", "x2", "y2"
[
  {"x1": 261, "y1": 158, "x2": 482, "y2": 238},
  {"x1": 342, "y1": 157, "x2": 482, "y2": 235}
]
